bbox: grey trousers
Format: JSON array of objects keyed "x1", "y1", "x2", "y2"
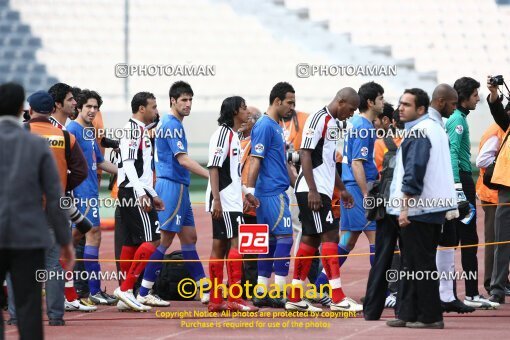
[
  {"x1": 8, "y1": 240, "x2": 65, "y2": 321},
  {"x1": 489, "y1": 186, "x2": 510, "y2": 297}
]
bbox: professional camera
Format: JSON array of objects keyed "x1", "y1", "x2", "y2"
[
  {"x1": 287, "y1": 151, "x2": 300, "y2": 165},
  {"x1": 100, "y1": 137, "x2": 120, "y2": 149},
  {"x1": 489, "y1": 75, "x2": 504, "y2": 86},
  {"x1": 68, "y1": 202, "x2": 93, "y2": 234}
]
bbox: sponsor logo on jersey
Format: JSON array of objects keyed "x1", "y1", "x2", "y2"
[
  {"x1": 455, "y1": 125, "x2": 463, "y2": 134},
  {"x1": 255, "y1": 143, "x2": 264, "y2": 154},
  {"x1": 214, "y1": 147, "x2": 223, "y2": 156},
  {"x1": 177, "y1": 141, "x2": 184, "y2": 150}
]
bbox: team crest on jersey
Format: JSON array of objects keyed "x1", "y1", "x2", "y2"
[
  {"x1": 361, "y1": 147, "x2": 368, "y2": 157},
  {"x1": 255, "y1": 143, "x2": 264, "y2": 154},
  {"x1": 177, "y1": 141, "x2": 184, "y2": 150},
  {"x1": 305, "y1": 128, "x2": 315, "y2": 138},
  {"x1": 455, "y1": 125, "x2": 463, "y2": 134},
  {"x1": 214, "y1": 147, "x2": 223, "y2": 156}
]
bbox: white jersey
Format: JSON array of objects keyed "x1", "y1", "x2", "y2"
[
  {"x1": 295, "y1": 106, "x2": 338, "y2": 198},
  {"x1": 118, "y1": 118, "x2": 154, "y2": 192},
  {"x1": 49, "y1": 116, "x2": 66, "y2": 130},
  {"x1": 205, "y1": 124, "x2": 242, "y2": 212}
]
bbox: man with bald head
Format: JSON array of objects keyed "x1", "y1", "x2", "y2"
[
  {"x1": 428, "y1": 85, "x2": 475, "y2": 314},
  {"x1": 286, "y1": 87, "x2": 362, "y2": 312},
  {"x1": 431, "y1": 84, "x2": 458, "y2": 119}
]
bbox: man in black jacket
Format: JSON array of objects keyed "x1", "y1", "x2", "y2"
[
  {"x1": 0, "y1": 82, "x2": 75, "y2": 340},
  {"x1": 486, "y1": 75, "x2": 510, "y2": 304}
]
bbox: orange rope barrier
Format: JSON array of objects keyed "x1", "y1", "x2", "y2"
[{"x1": 74, "y1": 240, "x2": 510, "y2": 262}]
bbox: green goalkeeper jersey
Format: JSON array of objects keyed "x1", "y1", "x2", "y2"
[{"x1": 445, "y1": 107, "x2": 472, "y2": 183}]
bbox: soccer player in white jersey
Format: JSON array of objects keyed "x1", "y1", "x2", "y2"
[
  {"x1": 206, "y1": 96, "x2": 259, "y2": 312},
  {"x1": 114, "y1": 92, "x2": 169, "y2": 312},
  {"x1": 287, "y1": 88, "x2": 363, "y2": 312}
]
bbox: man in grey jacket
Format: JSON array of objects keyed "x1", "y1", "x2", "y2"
[{"x1": 0, "y1": 82, "x2": 75, "y2": 340}]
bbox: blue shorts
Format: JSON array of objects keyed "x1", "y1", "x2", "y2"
[
  {"x1": 74, "y1": 196, "x2": 100, "y2": 228},
  {"x1": 156, "y1": 178, "x2": 195, "y2": 232},
  {"x1": 256, "y1": 192, "x2": 292, "y2": 236},
  {"x1": 340, "y1": 184, "x2": 376, "y2": 232}
]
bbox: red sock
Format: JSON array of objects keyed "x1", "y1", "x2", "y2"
[
  {"x1": 59, "y1": 259, "x2": 79, "y2": 301},
  {"x1": 321, "y1": 242, "x2": 345, "y2": 303},
  {"x1": 119, "y1": 245, "x2": 138, "y2": 281},
  {"x1": 209, "y1": 257, "x2": 224, "y2": 304},
  {"x1": 289, "y1": 243, "x2": 316, "y2": 303},
  {"x1": 120, "y1": 243, "x2": 155, "y2": 291},
  {"x1": 64, "y1": 286, "x2": 79, "y2": 301},
  {"x1": 227, "y1": 249, "x2": 243, "y2": 302}
]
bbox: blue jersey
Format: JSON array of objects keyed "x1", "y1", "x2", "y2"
[
  {"x1": 250, "y1": 115, "x2": 289, "y2": 196},
  {"x1": 342, "y1": 115, "x2": 378, "y2": 184},
  {"x1": 154, "y1": 114, "x2": 190, "y2": 186},
  {"x1": 66, "y1": 121, "x2": 104, "y2": 197}
]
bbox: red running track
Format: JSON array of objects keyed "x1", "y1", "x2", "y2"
[{"x1": 3, "y1": 203, "x2": 509, "y2": 339}]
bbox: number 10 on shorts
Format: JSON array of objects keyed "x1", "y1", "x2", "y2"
[{"x1": 238, "y1": 224, "x2": 269, "y2": 254}]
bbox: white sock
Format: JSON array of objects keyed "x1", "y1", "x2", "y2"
[
  {"x1": 275, "y1": 275, "x2": 287, "y2": 293},
  {"x1": 257, "y1": 276, "x2": 269, "y2": 294},
  {"x1": 436, "y1": 249, "x2": 455, "y2": 302},
  {"x1": 141, "y1": 279, "x2": 155, "y2": 292}
]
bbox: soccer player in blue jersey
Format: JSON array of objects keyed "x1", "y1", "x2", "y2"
[
  {"x1": 339, "y1": 82, "x2": 383, "y2": 267},
  {"x1": 315, "y1": 83, "x2": 383, "y2": 294},
  {"x1": 150, "y1": 81, "x2": 210, "y2": 303},
  {"x1": 66, "y1": 89, "x2": 118, "y2": 305},
  {"x1": 245, "y1": 82, "x2": 297, "y2": 308}
]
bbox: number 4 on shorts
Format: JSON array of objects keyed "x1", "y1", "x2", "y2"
[{"x1": 326, "y1": 211, "x2": 333, "y2": 224}]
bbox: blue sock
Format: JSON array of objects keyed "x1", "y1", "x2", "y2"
[
  {"x1": 338, "y1": 244, "x2": 350, "y2": 268},
  {"x1": 273, "y1": 237, "x2": 293, "y2": 276},
  {"x1": 139, "y1": 245, "x2": 166, "y2": 297},
  {"x1": 181, "y1": 244, "x2": 206, "y2": 282},
  {"x1": 83, "y1": 245, "x2": 101, "y2": 295},
  {"x1": 258, "y1": 238, "x2": 277, "y2": 278},
  {"x1": 369, "y1": 244, "x2": 375, "y2": 267},
  {"x1": 314, "y1": 272, "x2": 329, "y2": 291}
]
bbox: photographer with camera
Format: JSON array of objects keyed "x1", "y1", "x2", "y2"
[
  {"x1": 486, "y1": 75, "x2": 510, "y2": 304},
  {"x1": 476, "y1": 121, "x2": 505, "y2": 296},
  {"x1": 4, "y1": 88, "x2": 86, "y2": 331},
  {"x1": 24, "y1": 91, "x2": 96, "y2": 315}
]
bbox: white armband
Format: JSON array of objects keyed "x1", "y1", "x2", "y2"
[{"x1": 242, "y1": 185, "x2": 255, "y2": 196}]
